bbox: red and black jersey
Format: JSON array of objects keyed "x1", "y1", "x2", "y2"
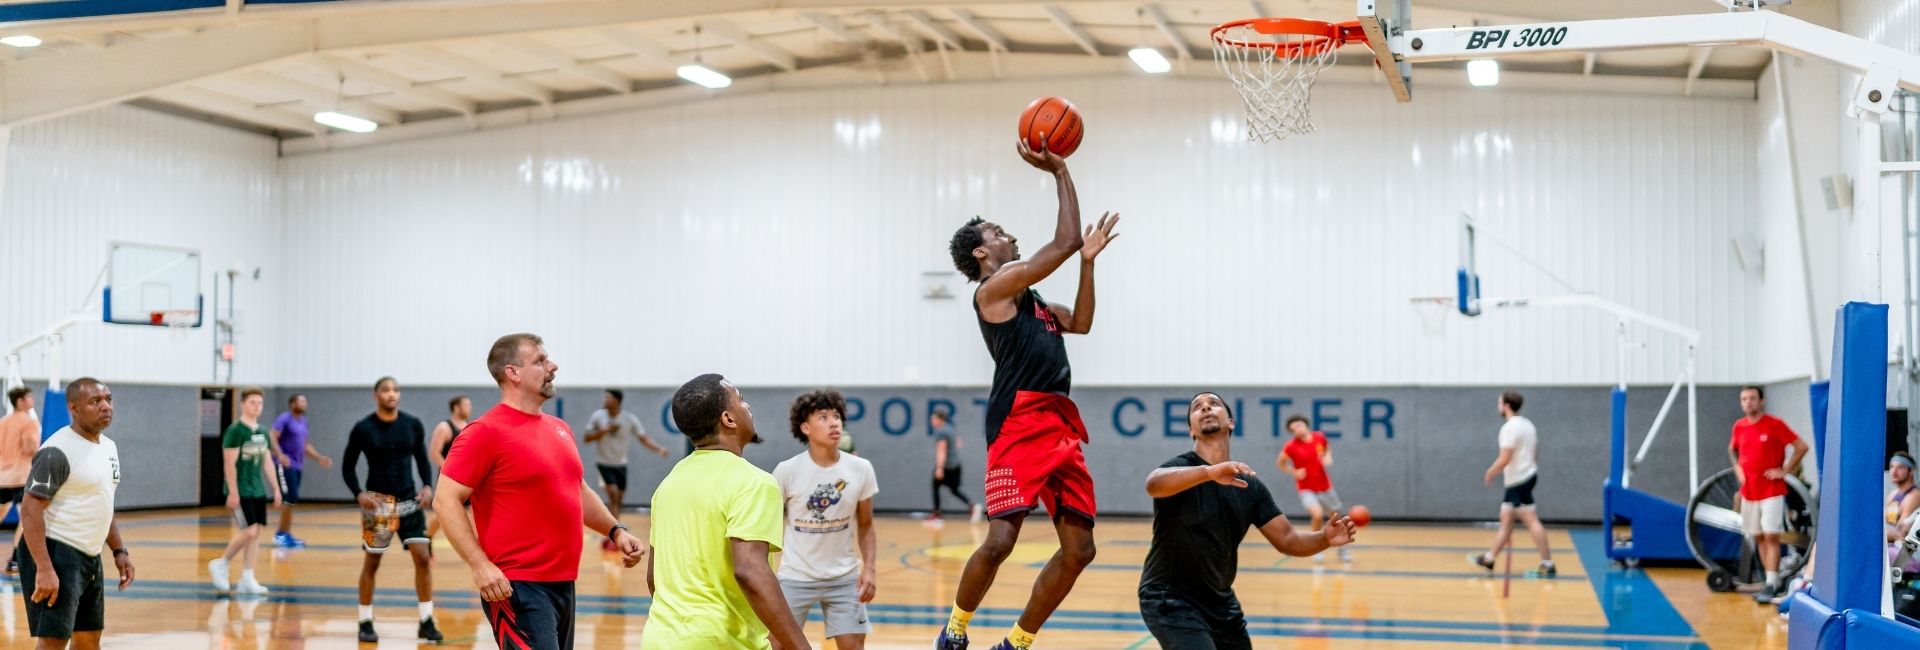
[{"x1": 976, "y1": 288, "x2": 1072, "y2": 445}]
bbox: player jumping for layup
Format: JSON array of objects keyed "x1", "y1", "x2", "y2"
[{"x1": 938, "y1": 137, "x2": 1119, "y2": 650}]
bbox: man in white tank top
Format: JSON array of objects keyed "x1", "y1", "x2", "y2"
[{"x1": 1469, "y1": 390, "x2": 1554, "y2": 577}]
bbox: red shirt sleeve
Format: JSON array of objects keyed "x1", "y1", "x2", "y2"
[
  {"x1": 440, "y1": 421, "x2": 491, "y2": 487},
  {"x1": 1772, "y1": 418, "x2": 1799, "y2": 447}
]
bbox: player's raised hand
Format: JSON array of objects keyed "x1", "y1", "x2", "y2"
[
  {"x1": 1017, "y1": 136, "x2": 1066, "y2": 174},
  {"x1": 1324, "y1": 512, "x2": 1358, "y2": 547},
  {"x1": 1081, "y1": 212, "x2": 1120, "y2": 262},
  {"x1": 1206, "y1": 461, "x2": 1255, "y2": 488}
]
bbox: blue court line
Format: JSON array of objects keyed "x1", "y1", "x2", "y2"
[
  {"x1": 1569, "y1": 528, "x2": 1706, "y2": 649},
  {"x1": 104, "y1": 583, "x2": 1699, "y2": 647},
  {"x1": 1098, "y1": 539, "x2": 1578, "y2": 553},
  {"x1": 136, "y1": 539, "x2": 368, "y2": 553},
  {"x1": 118, "y1": 579, "x2": 1698, "y2": 645},
  {"x1": 1060, "y1": 562, "x2": 1586, "y2": 581}
]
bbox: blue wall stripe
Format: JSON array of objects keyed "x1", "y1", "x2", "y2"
[{"x1": 0, "y1": 0, "x2": 222, "y2": 22}]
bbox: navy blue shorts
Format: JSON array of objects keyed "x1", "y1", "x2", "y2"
[{"x1": 279, "y1": 467, "x2": 302, "y2": 504}]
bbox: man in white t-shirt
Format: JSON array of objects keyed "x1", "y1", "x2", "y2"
[
  {"x1": 1468, "y1": 390, "x2": 1555, "y2": 577},
  {"x1": 17, "y1": 378, "x2": 135, "y2": 649},
  {"x1": 774, "y1": 389, "x2": 878, "y2": 648},
  {"x1": 584, "y1": 389, "x2": 669, "y2": 546}
]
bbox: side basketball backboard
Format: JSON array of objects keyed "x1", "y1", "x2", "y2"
[
  {"x1": 1357, "y1": 0, "x2": 1413, "y2": 102},
  {"x1": 104, "y1": 242, "x2": 202, "y2": 327},
  {"x1": 1457, "y1": 213, "x2": 1482, "y2": 316}
]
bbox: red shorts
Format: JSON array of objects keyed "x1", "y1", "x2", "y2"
[{"x1": 985, "y1": 391, "x2": 1096, "y2": 523}]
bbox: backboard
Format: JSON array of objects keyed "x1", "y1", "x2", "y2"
[
  {"x1": 1457, "y1": 213, "x2": 1482, "y2": 316},
  {"x1": 104, "y1": 242, "x2": 202, "y2": 327},
  {"x1": 1357, "y1": 0, "x2": 1413, "y2": 102}
]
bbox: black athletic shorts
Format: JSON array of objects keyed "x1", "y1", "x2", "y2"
[
  {"x1": 0, "y1": 486, "x2": 23, "y2": 504},
  {"x1": 481, "y1": 580, "x2": 576, "y2": 650},
  {"x1": 1502, "y1": 474, "x2": 1539, "y2": 508},
  {"x1": 233, "y1": 497, "x2": 271, "y2": 528},
  {"x1": 17, "y1": 540, "x2": 106, "y2": 639},
  {"x1": 596, "y1": 465, "x2": 628, "y2": 492},
  {"x1": 1138, "y1": 586, "x2": 1252, "y2": 650}
]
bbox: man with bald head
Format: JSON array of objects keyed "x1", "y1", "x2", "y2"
[{"x1": 16, "y1": 378, "x2": 134, "y2": 650}]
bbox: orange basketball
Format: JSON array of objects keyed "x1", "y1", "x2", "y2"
[
  {"x1": 1019, "y1": 96, "x2": 1084, "y2": 158},
  {"x1": 1348, "y1": 505, "x2": 1371, "y2": 527}
]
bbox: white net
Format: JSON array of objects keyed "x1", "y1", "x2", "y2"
[{"x1": 1212, "y1": 22, "x2": 1343, "y2": 142}]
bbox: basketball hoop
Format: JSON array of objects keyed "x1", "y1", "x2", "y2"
[
  {"x1": 1408, "y1": 297, "x2": 1455, "y2": 338},
  {"x1": 153, "y1": 309, "x2": 199, "y2": 340},
  {"x1": 1211, "y1": 18, "x2": 1366, "y2": 142}
]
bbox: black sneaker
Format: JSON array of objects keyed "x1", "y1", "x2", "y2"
[
  {"x1": 1753, "y1": 583, "x2": 1780, "y2": 604},
  {"x1": 357, "y1": 620, "x2": 377, "y2": 643},
  {"x1": 419, "y1": 617, "x2": 443, "y2": 642},
  {"x1": 1467, "y1": 553, "x2": 1495, "y2": 571},
  {"x1": 1527, "y1": 563, "x2": 1558, "y2": 578},
  {"x1": 5, "y1": 558, "x2": 15, "y2": 575}
]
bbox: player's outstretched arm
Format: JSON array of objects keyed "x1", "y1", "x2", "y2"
[
  {"x1": 1051, "y1": 211, "x2": 1120, "y2": 335},
  {"x1": 1145, "y1": 461, "x2": 1255, "y2": 498},
  {"x1": 1257, "y1": 511, "x2": 1356, "y2": 557},
  {"x1": 977, "y1": 138, "x2": 1084, "y2": 307}
]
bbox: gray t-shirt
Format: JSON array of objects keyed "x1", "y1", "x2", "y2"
[
  {"x1": 587, "y1": 409, "x2": 646, "y2": 466},
  {"x1": 933, "y1": 424, "x2": 962, "y2": 471}
]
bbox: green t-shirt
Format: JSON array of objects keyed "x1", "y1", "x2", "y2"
[
  {"x1": 640, "y1": 450, "x2": 784, "y2": 650},
  {"x1": 222, "y1": 421, "x2": 270, "y2": 498}
]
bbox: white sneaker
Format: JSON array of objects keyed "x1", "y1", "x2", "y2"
[
  {"x1": 1312, "y1": 552, "x2": 1325, "y2": 563},
  {"x1": 208, "y1": 558, "x2": 230, "y2": 593},
  {"x1": 236, "y1": 578, "x2": 269, "y2": 595},
  {"x1": 970, "y1": 503, "x2": 983, "y2": 524},
  {"x1": 1338, "y1": 548, "x2": 1354, "y2": 563}
]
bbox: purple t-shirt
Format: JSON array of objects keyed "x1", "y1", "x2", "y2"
[{"x1": 274, "y1": 412, "x2": 310, "y2": 470}]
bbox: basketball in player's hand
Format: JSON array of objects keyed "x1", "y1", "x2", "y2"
[
  {"x1": 1349, "y1": 505, "x2": 1372, "y2": 527},
  {"x1": 1019, "y1": 96, "x2": 1084, "y2": 158}
]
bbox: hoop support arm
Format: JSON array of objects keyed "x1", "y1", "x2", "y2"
[{"x1": 1389, "y1": 11, "x2": 1920, "y2": 112}]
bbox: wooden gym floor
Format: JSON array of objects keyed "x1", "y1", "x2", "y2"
[{"x1": 0, "y1": 506, "x2": 1785, "y2": 648}]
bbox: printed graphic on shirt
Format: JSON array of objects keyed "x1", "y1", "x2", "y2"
[{"x1": 795, "y1": 480, "x2": 852, "y2": 534}]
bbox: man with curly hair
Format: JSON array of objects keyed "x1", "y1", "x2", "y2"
[
  {"x1": 939, "y1": 137, "x2": 1120, "y2": 650},
  {"x1": 772, "y1": 389, "x2": 877, "y2": 649}
]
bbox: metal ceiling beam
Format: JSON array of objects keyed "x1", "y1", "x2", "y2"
[
  {"x1": 902, "y1": 9, "x2": 963, "y2": 50},
  {"x1": 393, "y1": 46, "x2": 553, "y2": 113},
  {"x1": 1041, "y1": 5, "x2": 1100, "y2": 57},
  {"x1": 494, "y1": 34, "x2": 632, "y2": 93},
  {"x1": 321, "y1": 53, "x2": 476, "y2": 117},
  {"x1": 151, "y1": 85, "x2": 325, "y2": 140},
  {"x1": 947, "y1": 8, "x2": 1008, "y2": 52},
  {"x1": 1143, "y1": 4, "x2": 1191, "y2": 60},
  {"x1": 800, "y1": 11, "x2": 866, "y2": 44},
  {"x1": 231, "y1": 69, "x2": 403, "y2": 124},
  {"x1": 1684, "y1": 45, "x2": 1713, "y2": 95},
  {"x1": 593, "y1": 26, "x2": 677, "y2": 69},
  {"x1": 702, "y1": 18, "x2": 797, "y2": 72}
]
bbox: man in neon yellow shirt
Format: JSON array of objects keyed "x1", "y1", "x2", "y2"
[{"x1": 643, "y1": 374, "x2": 810, "y2": 650}]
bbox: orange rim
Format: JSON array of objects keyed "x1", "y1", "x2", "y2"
[{"x1": 1211, "y1": 18, "x2": 1367, "y2": 58}]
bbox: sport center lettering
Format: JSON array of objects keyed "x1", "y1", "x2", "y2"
[{"x1": 659, "y1": 395, "x2": 1398, "y2": 440}]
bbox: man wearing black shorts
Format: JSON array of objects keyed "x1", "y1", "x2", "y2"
[
  {"x1": 1138, "y1": 393, "x2": 1355, "y2": 650},
  {"x1": 18, "y1": 378, "x2": 135, "y2": 650},
  {"x1": 342, "y1": 376, "x2": 440, "y2": 643}
]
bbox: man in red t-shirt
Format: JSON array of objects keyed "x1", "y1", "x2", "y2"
[
  {"x1": 1727, "y1": 385, "x2": 1808, "y2": 602},
  {"x1": 1277, "y1": 415, "x2": 1349, "y2": 563},
  {"x1": 435, "y1": 333, "x2": 644, "y2": 650}
]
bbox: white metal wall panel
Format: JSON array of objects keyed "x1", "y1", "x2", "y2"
[
  {"x1": 0, "y1": 105, "x2": 283, "y2": 386},
  {"x1": 279, "y1": 76, "x2": 1758, "y2": 387}
]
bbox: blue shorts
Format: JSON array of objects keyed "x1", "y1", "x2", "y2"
[{"x1": 279, "y1": 467, "x2": 302, "y2": 504}]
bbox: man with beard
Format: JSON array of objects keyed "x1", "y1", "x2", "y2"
[{"x1": 342, "y1": 377, "x2": 439, "y2": 643}]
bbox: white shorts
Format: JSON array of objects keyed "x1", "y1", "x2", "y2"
[
  {"x1": 780, "y1": 574, "x2": 870, "y2": 639},
  {"x1": 1741, "y1": 496, "x2": 1786, "y2": 535},
  {"x1": 1298, "y1": 488, "x2": 1343, "y2": 513}
]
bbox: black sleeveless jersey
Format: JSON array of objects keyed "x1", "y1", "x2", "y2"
[
  {"x1": 976, "y1": 288, "x2": 1072, "y2": 444},
  {"x1": 440, "y1": 420, "x2": 465, "y2": 459}
]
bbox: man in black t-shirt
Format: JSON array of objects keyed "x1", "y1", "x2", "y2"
[
  {"x1": 1139, "y1": 392, "x2": 1357, "y2": 650},
  {"x1": 341, "y1": 376, "x2": 441, "y2": 643}
]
